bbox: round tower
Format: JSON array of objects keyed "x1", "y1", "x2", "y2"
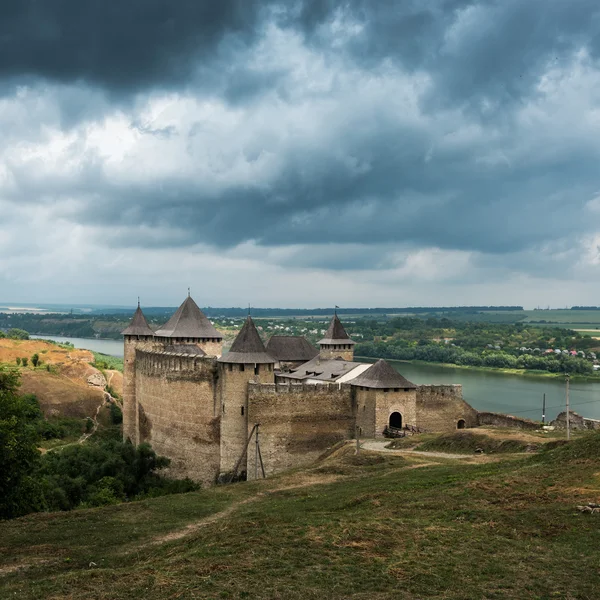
[
  {"x1": 217, "y1": 316, "x2": 275, "y2": 478},
  {"x1": 121, "y1": 303, "x2": 155, "y2": 444},
  {"x1": 318, "y1": 313, "x2": 356, "y2": 361}
]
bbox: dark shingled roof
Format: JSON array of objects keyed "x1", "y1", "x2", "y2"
[
  {"x1": 218, "y1": 317, "x2": 275, "y2": 364},
  {"x1": 122, "y1": 306, "x2": 155, "y2": 336},
  {"x1": 318, "y1": 314, "x2": 356, "y2": 345},
  {"x1": 154, "y1": 296, "x2": 222, "y2": 339},
  {"x1": 164, "y1": 344, "x2": 206, "y2": 356},
  {"x1": 265, "y1": 336, "x2": 318, "y2": 362},
  {"x1": 348, "y1": 359, "x2": 417, "y2": 389}
]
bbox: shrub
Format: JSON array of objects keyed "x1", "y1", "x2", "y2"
[{"x1": 110, "y1": 403, "x2": 123, "y2": 425}]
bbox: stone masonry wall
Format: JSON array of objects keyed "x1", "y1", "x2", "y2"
[
  {"x1": 355, "y1": 388, "x2": 376, "y2": 437},
  {"x1": 416, "y1": 385, "x2": 478, "y2": 432},
  {"x1": 218, "y1": 362, "x2": 275, "y2": 476},
  {"x1": 319, "y1": 347, "x2": 354, "y2": 361},
  {"x1": 199, "y1": 339, "x2": 223, "y2": 357},
  {"x1": 123, "y1": 336, "x2": 161, "y2": 445},
  {"x1": 477, "y1": 411, "x2": 539, "y2": 430},
  {"x1": 135, "y1": 350, "x2": 220, "y2": 485},
  {"x1": 374, "y1": 389, "x2": 418, "y2": 436},
  {"x1": 246, "y1": 382, "x2": 355, "y2": 479}
]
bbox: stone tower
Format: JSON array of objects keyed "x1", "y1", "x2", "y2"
[
  {"x1": 318, "y1": 314, "x2": 356, "y2": 361},
  {"x1": 121, "y1": 303, "x2": 155, "y2": 444},
  {"x1": 154, "y1": 295, "x2": 223, "y2": 356},
  {"x1": 217, "y1": 316, "x2": 275, "y2": 477},
  {"x1": 350, "y1": 359, "x2": 417, "y2": 437}
]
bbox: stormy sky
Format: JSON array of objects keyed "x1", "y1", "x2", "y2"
[{"x1": 2, "y1": 0, "x2": 600, "y2": 308}]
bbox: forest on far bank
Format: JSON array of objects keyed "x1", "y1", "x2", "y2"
[{"x1": 354, "y1": 317, "x2": 600, "y2": 375}]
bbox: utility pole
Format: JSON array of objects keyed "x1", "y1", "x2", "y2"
[
  {"x1": 542, "y1": 393, "x2": 546, "y2": 425},
  {"x1": 255, "y1": 423, "x2": 260, "y2": 480},
  {"x1": 566, "y1": 376, "x2": 570, "y2": 441}
]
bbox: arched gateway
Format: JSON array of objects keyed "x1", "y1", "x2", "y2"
[{"x1": 389, "y1": 412, "x2": 403, "y2": 429}]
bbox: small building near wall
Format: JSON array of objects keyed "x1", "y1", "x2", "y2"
[{"x1": 348, "y1": 359, "x2": 418, "y2": 437}]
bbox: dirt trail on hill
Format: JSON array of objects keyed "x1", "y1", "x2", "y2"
[{"x1": 360, "y1": 439, "x2": 471, "y2": 459}]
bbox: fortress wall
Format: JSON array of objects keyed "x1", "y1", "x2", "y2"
[
  {"x1": 123, "y1": 336, "x2": 160, "y2": 445},
  {"x1": 355, "y1": 388, "x2": 376, "y2": 438},
  {"x1": 199, "y1": 339, "x2": 223, "y2": 357},
  {"x1": 374, "y1": 389, "x2": 417, "y2": 436},
  {"x1": 246, "y1": 383, "x2": 355, "y2": 479},
  {"x1": 219, "y1": 362, "x2": 275, "y2": 476},
  {"x1": 319, "y1": 347, "x2": 354, "y2": 362},
  {"x1": 354, "y1": 388, "x2": 417, "y2": 437},
  {"x1": 416, "y1": 385, "x2": 478, "y2": 431},
  {"x1": 135, "y1": 350, "x2": 220, "y2": 485},
  {"x1": 477, "y1": 411, "x2": 539, "y2": 430}
]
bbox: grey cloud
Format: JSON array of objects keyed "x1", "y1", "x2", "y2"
[
  {"x1": 0, "y1": 0, "x2": 271, "y2": 95},
  {"x1": 2, "y1": 0, "x2": 600, "y2": 283}
]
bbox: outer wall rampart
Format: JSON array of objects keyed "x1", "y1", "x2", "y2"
[
  {"x1": 135, "y1": 350, "x2": 221, "y2": 485},
  {"x1": 416, "y1": 385, "x2": 478, "y2": 431},
  {"x1": 246, "y1": 383, "x2": 355, "y2": 479},
  {"x1": 477, "y1": 412, "x2": 539, "y2": 430}
]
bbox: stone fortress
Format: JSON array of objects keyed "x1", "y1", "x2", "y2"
[{"x1": 122, "y1": 295, "x2": 478, "y2": 485}]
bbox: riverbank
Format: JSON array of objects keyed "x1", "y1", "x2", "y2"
[{"x1": 357, "y1": 356, "x2": 600, "y2": 382}]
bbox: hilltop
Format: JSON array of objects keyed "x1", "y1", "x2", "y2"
[{"x1": 1, "y1": 431, "x2": 600, "y2": 599}]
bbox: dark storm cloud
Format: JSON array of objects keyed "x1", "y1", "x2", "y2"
[
  {"x1": 2, "y1": 0, "x2": 600, "y2": 276},
  {"x1": 3, "y1": 0, "x2": 598, "y2": 106},
  {"x1": 0, "y1": 0, "x2": 272, "y2": 94}
]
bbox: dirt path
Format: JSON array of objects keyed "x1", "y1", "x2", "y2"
[{"x1": 360, "y1": 439, "x2": 474, "y2": 459}]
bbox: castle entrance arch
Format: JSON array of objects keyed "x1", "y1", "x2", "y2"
[
  {"x1": 389, "y1": 412, "x2": 402, "y2": 429},
  {"x1": 457, "y1": 419, "x2": 466, "y2": 429}
]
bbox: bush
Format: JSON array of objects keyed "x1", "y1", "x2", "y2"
[
  {"x1": 110, "y1": 403, "x2": 123, "y2": 424},
  {"x1": 39, "y1": 440, "x2": 198, "y2": 510},
  {"x1": 8, "y1": 328, "x2": 29, "y2": 340},
  {"x1": 21, "y1": 357, "x2": 28, "y2": 367},
  {"x1": 31, "y1": 353, "x2": 40, "y2": 367}
]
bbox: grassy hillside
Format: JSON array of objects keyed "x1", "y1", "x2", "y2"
[{"x1": 2, "y1": 434, "x2": 600, "y2": 599}]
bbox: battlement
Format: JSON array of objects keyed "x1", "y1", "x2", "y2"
[
  {"x1": 136, "y1": 348, "x2": 217, "y2": 376},
  {"x1": 248, "y1": 382, "x2": 352, "y2": 396},
  {"x1": 416, "y1": 384, "x2": 462, "y2": 401}
]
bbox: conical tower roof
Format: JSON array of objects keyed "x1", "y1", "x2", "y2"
[
  {"x1": 348, "y1": 359, "x2": 416, "y2": 389},
  {"x1": 318, "y1": 314, "x2": 356, "y2": 345},
  {"x1": 218, "y1": 317, "x2": 275, "y2": 364},
  {"x1": 122, "y1": 305, "x2": 155, "y2": 336},
  {"x1": 154, "y1": 296, "x2": 222, "y2": 339}
]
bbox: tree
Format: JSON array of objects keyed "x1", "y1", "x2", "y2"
[
  {"x1": 31, "y1": 354, "x2": 40, "y2": 367},
  {"x1": 0, "y1": 367, "x2": 45, "y2": 519},
  {"x1": 7, "y1": 328, "x2": 29, "y2": 340}
]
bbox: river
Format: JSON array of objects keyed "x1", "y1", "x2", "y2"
[
  {"x1": 30, "y1": 335, "x2": 600, "y2": 421},
  {"x1": 33, "y1": 335, "x2": 124, "y2": 358}
]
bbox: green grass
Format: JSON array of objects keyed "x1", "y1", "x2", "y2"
[
  {"x1": 2, "y1": 436, "x2": 600, "y2": 598},
  {"x1": 414, "y1": 431, "x2": 537, "y2": 454},
  {"x1": 91, "y1": 352, "x2": 123, "y2": 373}
]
